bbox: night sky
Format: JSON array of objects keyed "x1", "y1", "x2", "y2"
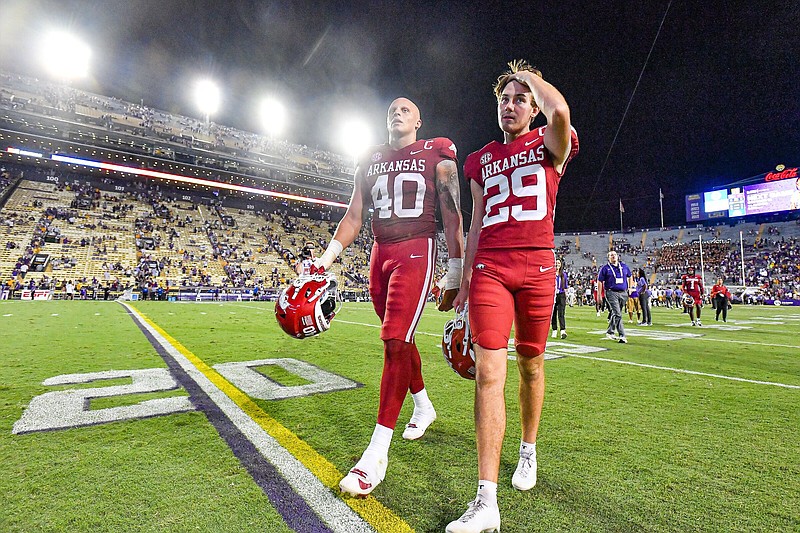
[{"x1": 1, "y1": 0, "x2": 798, "y2": 231}]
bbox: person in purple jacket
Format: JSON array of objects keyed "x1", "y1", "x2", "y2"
[
  {"x1": 597, "y1": 250, "x2": 633, "y2": 343},
  {"x1": 635, "y1": 268, "x2": 652, "y2": 326}
]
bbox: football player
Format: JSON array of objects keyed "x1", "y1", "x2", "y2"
[
  {"x1": 449, "y1": 60, "x2": 578, "y2": 533},
  {"x1": 314, "y1": 97, "x2": 464, "y2": 497},
  {"x1": 681, "y1": 266, "x2": 705, "y2": 326}
]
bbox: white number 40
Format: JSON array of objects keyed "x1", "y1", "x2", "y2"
[{"x1": 371, "y1": 172, "x2": 426, "y2": 219}]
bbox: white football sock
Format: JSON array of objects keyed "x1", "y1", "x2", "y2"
[
  {"x1": 476, "y1": 480, "x2": 497, "y2": 503},
  {"x1": 411, "y1": 388, "x2": 434, "y2": 411},
  {"x1": 520, "y1": 440, "x2": 536, "y2": 456},
  {"x1": 364, "y1": 424, "x2": 393, "y2": 458}
]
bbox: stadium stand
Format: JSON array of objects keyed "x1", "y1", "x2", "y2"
[{"x1": 1, "y1": 71, "x2": 798, "y2": 304}]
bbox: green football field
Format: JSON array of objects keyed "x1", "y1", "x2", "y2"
[{"x1": 1, "y1": 299, "x2": 798, "y2": 532}]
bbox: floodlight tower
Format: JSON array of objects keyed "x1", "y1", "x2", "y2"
[
  {"x1": 259, "y1": 97, "x2": 286, "y2": 139},
  {"x1": 338, "y1": 118, "x2": 373, "y2": 162},
  {"x1": 39, "y1": 30, "x2": 91, "y2": 81},
  {"x1": 194, "y1": 79, "x2": 220, "y2": 131}
]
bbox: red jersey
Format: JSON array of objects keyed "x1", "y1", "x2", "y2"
[
  {"x1": 360, "y1": 137, "x2": 457, "y2": 244},
  {"x1": 464, "y1": 126, "x2": 579, "y2": 250},
  {"x1": 681, "y1": 274, "x2": 704, "y2": 296}
]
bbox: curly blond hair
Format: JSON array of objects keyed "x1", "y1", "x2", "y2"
[{"x1": 493, "y1": 59, "x2": 543, "y2": 101}]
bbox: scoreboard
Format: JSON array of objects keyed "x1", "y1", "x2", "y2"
[{"x1": 685, "y1": 167, "x2": 799, "y2": 222}]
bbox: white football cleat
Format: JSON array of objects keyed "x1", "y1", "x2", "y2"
[
  {"x1": 605, "y1": 333, "x2": 617, "y2": 341},
  {"x1": 446, "y1": 498, "x2": 501, "y2": 533},
  {"x1": 402, "y1": 406, "x2": 437, "y2": 440},
  {"x1": 618, "y1": 337, "x2": 628, "y2": 344},
  {"x1": 512, "y1": 450, "x2": 537, "y2": 491},
  {"x1": 551, "y1": 330, "x2": 558, "y2": 339},
  {"x1": 696, "y1": 320, "x2": 702, "y2": 326},
  {"x1": 560, "y1": 330, "x2": 567, "y2": 339},
  {"x1": 339, "y1": 454, "x2": 388, "y2": 497}
]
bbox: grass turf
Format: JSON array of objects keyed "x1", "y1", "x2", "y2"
[{"x1": 1, "y1": 299, "x2": 798, "y2": 532}]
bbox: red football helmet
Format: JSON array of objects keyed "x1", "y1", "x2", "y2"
[
  {"x1": 442, "y1": 308, "x2": 475, "y2": 380},
  {"x1": 275, "y1": 273, "x2": 337, "y2": 338}
]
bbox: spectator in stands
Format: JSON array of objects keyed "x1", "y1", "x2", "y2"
[
  {"x1": 313, "y1": 97, "x2": 464, "y2": 498},
  {"x1": 551, "y1": 258, "x2": 568, "y2": 339},
  {"x1": 598, "y1": 250, "x2": 632, "y2": 343}
]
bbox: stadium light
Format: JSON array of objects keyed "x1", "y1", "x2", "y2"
[
  {"x1": 194, "y1": 79, "x2": 220, "y2": 124},
  {"x1": 259, "y1": 97, "x2": 286, "y2": 138},
  {"x1": 338, "y1": 118, "x2": 374, "y2": 160},
  {"x1": 39, "y1": 30, "x2": 91, "y2": 80}
]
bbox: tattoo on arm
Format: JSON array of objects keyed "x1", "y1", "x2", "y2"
[{"x1": 436, "y1": 161, "x2": 461, "y2": 214}]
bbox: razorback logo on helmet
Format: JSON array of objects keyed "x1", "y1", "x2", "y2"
[
  {"x1": 275, "y1": 273, "x2": 338, "y2": 339},
  {"x1": 442, "y1": 308, "x2": 475, "y2": 380}
]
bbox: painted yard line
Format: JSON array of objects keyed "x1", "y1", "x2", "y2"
[
  {"x1": 244, "y1": 303, "x2": 800, "y2": 350},
  {"x1": 124, "y1": 304, "x2": 412, "y2": 533},
  {"x1": 697, "y1": 337, "x2": 800, "y2": 349},
  {"x1": 567, "y1": 354, "x2": 800, "y2": 389},
  {"x1": 122, "y1": 308, "x2": 332, "y2": 533},
  {"x1": 567, "y1": 324, "x2": 800, "y2": 350},
  {"x1": 307, "y1": 312, "x2": 799, "y2": 389}
]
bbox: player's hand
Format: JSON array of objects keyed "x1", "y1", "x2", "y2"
[
  {"x1": 437, "y1": 288, "x2": 458, "y2": 312},
  {"x1": 452, "y1": 286, "x2": 469, "y2": 313}
]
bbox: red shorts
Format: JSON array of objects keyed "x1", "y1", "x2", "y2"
[
  {"x1": 469, "y1": 248, "x2": 555, "y2": 357},
  {"x1": 369, "y1": 237, "x2": 436, "y2": 343}
]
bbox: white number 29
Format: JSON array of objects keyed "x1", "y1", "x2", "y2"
[
  {"x1": 371, "y1": 173, "x2": 426, "y2": 219},
  {"x1": 482, "y1": 164, "x2": 547, "y2": 227}
]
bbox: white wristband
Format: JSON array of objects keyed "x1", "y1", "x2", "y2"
[
  {"x1": 443, "y1": 258, "x2": 463, "y2": 290},
  {"x1": 318, "y1": 239, "x2": 343, "y2": 269}
]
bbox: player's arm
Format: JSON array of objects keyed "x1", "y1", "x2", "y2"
[
  {"x1": 453, "y1": 179, "x2": 484, "y2": 313},
  {"x1": 316, "y1": 166, "x2": 367, "y2": 270},
  {"x1": 514, "y1": 71, "x2": 572, "y2": 172},
  {"x1": 294, "y1": 261, "x2": 303, "y2": 275},
  {"x1": 435, "y1": 159, "x2": 465, "y2": 311}
]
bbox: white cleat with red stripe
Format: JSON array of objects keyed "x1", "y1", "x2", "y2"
[
  {"x1": 339, "y1": 454, "x2": 388, "y2": 497},
  {"x1": 402, "y1": 406, "x2": 437, "y2": 440}
]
